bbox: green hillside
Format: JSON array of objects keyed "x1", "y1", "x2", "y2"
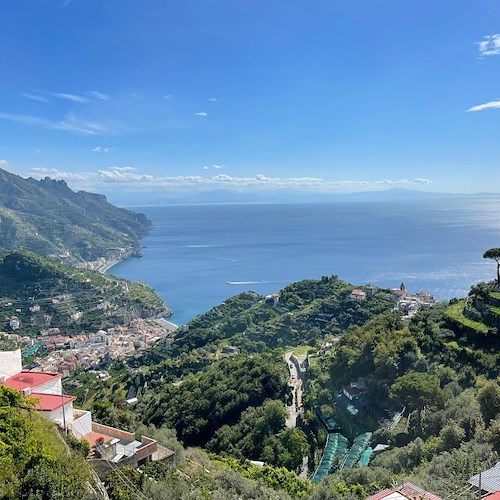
[
  {"x1": 68, "y1": 274, "x2": 500, "y2": 498},
  {"x1": 69, "y1": 276, "x2": 393, "y2": 470},
  {"x1": 0, "y1": 250, "x2": 169, "y2": 334},
  {"x1": 0, "y1": 385, "x2": 96, "y2": 499},
  {"x1": 0, "y1": 167, "x2": 151, "y2": 264},
  {"x1": 445, "y1": 281, "x2": 500, "y2": 338}
]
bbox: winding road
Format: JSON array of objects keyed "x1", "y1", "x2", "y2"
[{"x1": 284, "y1": 351, "x2": 303, "y2": 428}]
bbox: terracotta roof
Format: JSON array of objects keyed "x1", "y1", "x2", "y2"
[
  {"x1": 82, "y1": 431, "x2": 113, "y2": 448},
  {"x1": 351, "y1": 289, "x2": 366, "y2": 295},
  {"x1": 31, "y1": 392, "x2": 75, "y2": 411},
  {"x1": 4, "y1": 371, "x2": 61, "y2": 391},
  {"x1": 368, "y1": 482, "x2": 441, "y2": 500},
  {"x1": 485, "y1": 493, "x2": 500, "y2": 500},
  {"x1": 343, "y1": 385, "x2": 365, "y2": 396}
]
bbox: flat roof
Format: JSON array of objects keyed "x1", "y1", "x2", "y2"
[
  {"x1": 82, "y1": 431, "x2": 114, "y2": 448},
  {"x1": 4, "y1": 371, "x2": 61, "y2": 391},
  {"x1": 31, "y1": 392, "x2": 75, "y2": 411}
]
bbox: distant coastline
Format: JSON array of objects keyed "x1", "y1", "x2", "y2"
[
  {"x1": 97, "y1": 248, "x2": 141, "y2": 274},
  {"x1": 100, "y1": 248, "x2": 175, "y2": 321}
]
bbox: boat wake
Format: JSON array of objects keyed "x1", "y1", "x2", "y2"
[
  {"x1": 185, "y1": 244, "x2": 220, "y2": 248},
  {"x1": 226, "y1": 280, "x2": 274, "y2": 285}
]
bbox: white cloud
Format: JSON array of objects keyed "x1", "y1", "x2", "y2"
[
  {"x1": 97, "y1": 167, "x2": 153, "y2": 183},
  {"x1": 208, "y1": 97, "x2": 217, "y2": 102},
  {"x1": 57, "y1": 113, "x2": 107, "y2": 134},
  {"x1": 50, "y1": 92, "x2": 90, "y2": 103},
  {"x1": 202, "y1": 164, "x2": 224, "y2": 170},
  {"x1": 22, "y1": 92, "x2": 50, "y2": 103},
  {"x1": 92, "y1": 146, "x2": 113, "y2": 153},
  {"x1": 194, "y1": 112, "x2": 207, "y2": 117},
  {"x1": 163, "y1": 94, "x2": 173, "y2": 100},
  {"x1": 0, "y1": 111, "x2": 105, "y2": 135},
  {"x1": 87, "y1": 91, "x2": 110, "y2": 101},
  {"x1": 24, "y1": 167, "x2": 433, "y2": 193},
  {"x1": 213, "y1": 174, "x2": 232, "y2": 182},
  {"x1": 479, "y1": 34, "x2": 500, "y2": 57},
  {"x1": 0, "y1": 160, "x2": 8, "y2": 168},
  {"x1": 466, "y1": 100, "x2": 500, "y2": 112}
]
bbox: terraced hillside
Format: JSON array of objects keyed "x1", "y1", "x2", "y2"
[
  {"x1": 445, "y1": 281, "x2": 500, "y2": 339},
  {"x1": 0, "y1": 250, "x2": 169, "y2": 335}
]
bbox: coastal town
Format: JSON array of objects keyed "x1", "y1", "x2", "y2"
[
  {"x1": 0, "y1": 317, "x2": 176, "y2": 375},
  {"x1": 1, "y1": 282, "x2": 434, "y2": 376}
]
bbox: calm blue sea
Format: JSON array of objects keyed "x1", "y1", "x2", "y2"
[{"x1": 108, "y1": 198, "x2": 500, "y2": 325}]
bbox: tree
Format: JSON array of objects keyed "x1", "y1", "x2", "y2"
[
  {"x1": 390, "y1": 372, "x2": 443, "y2": 433},
  {"x1": 478, "y1": 382, "x2": 500, "y2": 425},
  {"x1": 483, "y1": 248, "x2": 500, "y2": 284},
  {"x1": 485, "y1": 416, "x2": 500, "y2": 453}
]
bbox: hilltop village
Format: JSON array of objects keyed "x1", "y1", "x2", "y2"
[{"x1": 349, "y1": 283, "x2": 435, "y2": 318}]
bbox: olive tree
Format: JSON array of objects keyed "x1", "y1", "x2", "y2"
[{"x1": 483, "y1": 248, "x2": 500, "y2": 284}]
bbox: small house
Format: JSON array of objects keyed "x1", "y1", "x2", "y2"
[{"x1": 350, "y1": 289, "x2": 366, "y2": 301}]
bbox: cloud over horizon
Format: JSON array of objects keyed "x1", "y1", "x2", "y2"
[{"x1": 23, "y1": 166, "x2": 433, "y2": 194}]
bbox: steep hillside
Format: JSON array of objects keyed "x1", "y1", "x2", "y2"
[
  {"x1": 445, "y1": 281, "x2": 500, "y2": 339},
  {"x1": 70, "y1": 273, "x2": 500, "y2": 498},
  {"x1": 0, "y1": 384, "x2": 97, "y2": 499},
  {"x1": 0, "y1": 167, "x2": 151, "y2": 264},
  {"x1": 70, "y1": 276, "x2": 393, "y2": 470},
  {"x1": 0, "y1": 250, "x2": 169, "y2": 334}
]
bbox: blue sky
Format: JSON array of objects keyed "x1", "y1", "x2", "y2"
[{"x1": 1, "y1": 0, "x2": 500, "y2": 199}]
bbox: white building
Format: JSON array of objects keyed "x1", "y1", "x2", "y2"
[
  {"x1": 350, "y1": 289, "x2": 366, "y2": 301},
  {"x1": 0, "y1": 348, "x2": 164, "y2": 469}
]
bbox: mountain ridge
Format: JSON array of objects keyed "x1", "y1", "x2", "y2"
[{"x1": 0, "y1": 167, "x2": 152, "y2": 265}]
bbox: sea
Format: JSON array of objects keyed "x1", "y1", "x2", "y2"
[{"x1": 108, "y1": 197, "x2": 500, "y2": 326}]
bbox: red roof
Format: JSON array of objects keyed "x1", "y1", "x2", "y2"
[
  {"x1": 4, "y1": 371, "x2": 61, "y2": 391},
  {"x1": 343, "y1": 385, "x2": 365, "y2": 396},
  {"x1": 351, "y1": 289, "x2": 366, "y2": 295},
  {"x1": 82, "y1": 431, "x2": 113, "y2": 448},
  {"x1": 485, "y1": 493, "x2": 500, "y2": 500},
  {"x1": 368, "y1": 482, "x2": 441, "y2": 500},
  {"x1": 31, "y1": 392, "x2": 75, "y2": 411}
]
